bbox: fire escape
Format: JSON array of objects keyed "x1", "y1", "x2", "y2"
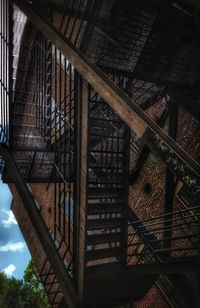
[{"x1": 0, "y1": 0, "x2": 200, "y2": 307}]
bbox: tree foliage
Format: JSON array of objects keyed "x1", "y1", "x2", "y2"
[{"x1": 0, "y1": 260, "x2": 50, "y2": 308}]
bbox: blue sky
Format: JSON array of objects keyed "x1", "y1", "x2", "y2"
[{"x1": 0, "y1": 176, "x2": 31, "y2": 279}]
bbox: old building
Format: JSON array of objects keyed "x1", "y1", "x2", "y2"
[{"x1": 0, "y1": 0, "x2": 200, "y2": 307}]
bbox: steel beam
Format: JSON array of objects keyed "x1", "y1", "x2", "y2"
[
  {"x1": 14, "y1": 0, "x2": 200, "y2": 195},
  {"x1": 0, "y1": 144, "x2": 80, "y2": 308},
  {"x1": 127, "y1": 257, "x2": 200, "y2": 274},
  {"x1": 86, "y1": 256, "x2": 200, "y2": 274},
  {"x1": 73, "y1": 78, "x2": 89, "y2": 303},
  {"x1": 73, "y1": 72, "x2": 82, "y2": 287}
]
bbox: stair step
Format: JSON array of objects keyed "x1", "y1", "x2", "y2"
[
  {"x1": 90, "y1": 150, "x2": 124, "y2": 155},
  {"x1": 89, "y1": 160, "x2": 124, "y2": 167},
  {"x1": 89, "y1": 132, "x2": 125, "y2": 139},
  {"x1": 86, "y1": 232, "x2": 122, "y2": 245},
  {"x1": 13, "y1": 135, "x2": 45, "y2": 141},
  {"x1": 88, "y1": 203, "x2": 123, "y2": 215},
  {"x1": 88, "y1": 174, "x2": 125, "y2": 182},
  {"x1": 88, "y1": 181, "x2": 123, "y2": 185},
  {"x1": 88, "y1": 187, "x2": 124, "y2": 198},
  {"x1": 87, "y1": 218, "x2": 123, "y2": 230},
  {"x1": 89, "y1": 166, "x2": 124, "y2": 171},
  {"x1": 14, "y1": 112, "x2": 37, "y2": 117},
  {"x1": 13, "y1": 123, "x2": 38, "y2": 129},
  {"x1": 12, "y1": 125, "x2": 42, "y2": 134},
  {"x1": 86, "y1": 247, "x2": 121, "y2": 261},
  {"x1": 89, "y1": 117, "x2": 123, "y2": 124},
  {"x1": 88, "y1": 178, "x2": 124, "y2": 184}
]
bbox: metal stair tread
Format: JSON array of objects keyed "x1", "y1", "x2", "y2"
[
  {"x1": 86, "y1": 218, "x2": 123, "y2": 230},
  {"x1": 87, "y1": 203, "x2": 124, "y2": 214},
  {"x1": 86, "y1": 247, "x2": 121, "y2": 260},
  {"x1": 86, "y1": 232, "x2": 122, "y2": 245}
]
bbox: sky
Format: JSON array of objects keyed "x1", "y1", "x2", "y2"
[{"x1": 0, "y1": 176, "x2": 31, "y2": 280}]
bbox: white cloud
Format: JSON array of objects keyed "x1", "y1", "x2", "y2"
[
  {"x1": 1, "y1": 210, "x2": 17, "y2": 228},
  {"x1": 2, "y1": 264, "x2": 16, "y2": 277},
  {"x1": 0, "y1": 241, "x2": 25, "y2": 252}
]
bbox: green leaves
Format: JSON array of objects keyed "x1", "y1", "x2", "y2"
[
  {"x1": 0, "y1": 260, "x2": 50, "y2": 308},
  {"x1": 23, "y1": 260, "x2": 50, "y2": 307}
]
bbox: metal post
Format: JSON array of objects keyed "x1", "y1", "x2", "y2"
[{"x1": 74, "y1": 77, "x2": 89, "y2": 303}]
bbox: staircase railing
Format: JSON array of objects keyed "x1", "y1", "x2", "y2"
[
  {"x1": 127, "y1": 205, "x2": 200, "y2": 265},
  {"x1": 0, "y1": 0, "x2": 12, "y2": 146}
]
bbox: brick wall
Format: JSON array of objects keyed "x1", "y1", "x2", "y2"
[{"x1": 133, "y1": 283, "x2": 170, "y2": 308}]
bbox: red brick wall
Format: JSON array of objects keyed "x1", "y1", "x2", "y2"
[{"x1": 134, "y1": 284, "x2": 170, "y2": 308}]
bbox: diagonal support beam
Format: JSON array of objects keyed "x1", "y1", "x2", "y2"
[
  {"x1": 14, "y1": 0, "x2": 200, "y2": 197},
  {"x1": 0, "y1": 144, "x2": 80, "y2": 308},
  {"x1": 87, "y1": 256, "x2": 200, "y2": 275}
]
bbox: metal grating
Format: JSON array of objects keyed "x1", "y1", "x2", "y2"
[{"x1": 87, "y1": 3, "x2": 157, "y2": 73}]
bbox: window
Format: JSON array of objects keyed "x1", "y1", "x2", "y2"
[{"x1": 64, "y1": 196, "x2": 73, "y2": 222}]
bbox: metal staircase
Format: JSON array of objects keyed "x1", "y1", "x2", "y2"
[
  {"x1": 85, "y1": 88, "x2": 130, "y2": 267},
  {"x1": 1, "y1": 0, "x2": 200, "y2": 307}
]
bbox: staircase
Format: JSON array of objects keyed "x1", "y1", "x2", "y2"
[
  {"x1": 1, "y1": 1, "x2": 200, "y2": 307},
  {"x1": 85, "y1": 90, "x2": 130, "y2": 267}
]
